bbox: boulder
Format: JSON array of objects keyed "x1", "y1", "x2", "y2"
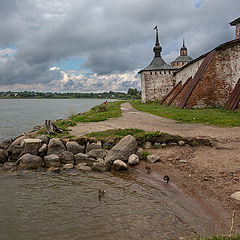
[
  {"x1": 0, "y1": 149, "x2": 8, "y2": 163},
  {"x1": 2, "y1": 162, "x2": 16, "y2": 171},
  {"x1": 105, "y1": 135, "x2": 137, "y2": 163},
  {"x1": 36, "y1": 134, "x2": 49, "y2": 145},
  {"x1": 47, "y1": 138, "x2": 66, "y2": 156},
  {"x1": 128, "y1": 154, "x2": 140, "y2": 166},
  {"x1": 66, "y1": 141, "x2": 85, "y2": 155},
  {"x1": 62, "y1": 163, "x2": 74, "y2": 170},
  {"x1": 0, "y1": 138, "x2": 12, "y2": 149},
  {"x1": 39, "y1": 143, "x2": 47, "y2": 154},
  {"x1": 9, "y1": 135, "x2": 26, "y2": 150},
  {"x1": 59, "y1": 151, "x2": 74, "y2": 164},
  {"x1": 92, "y1": 158, "x2": 112, "y2": 172},
  {"x1": 21, "y1": 139, "x2": 42, "y2": 155},
  {"x1": 86, "y1": 142, "x2": 102, "y2": 152},
  {"x1": 75, "y1": 163, "x2": 92, "y2": 171},
  {"x1": 19, "y1": 153, "x2": 43, "y2": 170},
  {"x1": 11, "y1": 145, "x2": 24, "y2": 161},
  {"x1": 88, "y1": 149, "x2": 108, "y2": 159},
  {"x1": 74, "y1": 153, "x2": 97, "y2": 166},
  {"x1": 44, "y1": 154, "x2": 61, "y2": 168},
  {"x1": 231, "y1": 191, "x2": 240, "y2": 201},
  {"x1": 146, "y1": 154, "x2": 161, "y2": 164},
  {"x1": 46, "y1": 167, "x2": 60, "y2": 173},
  {"x1": 113, "y1": 160, "x2": 128, "y2": 171}
]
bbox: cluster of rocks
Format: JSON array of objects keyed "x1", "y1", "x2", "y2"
[{"x1": 0, "y1": 134, "x2": 161, "y2": 173}]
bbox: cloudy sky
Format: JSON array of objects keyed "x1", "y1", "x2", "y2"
[{"x1": 0, "y1": 0, "x2": 239, "y2": 93}]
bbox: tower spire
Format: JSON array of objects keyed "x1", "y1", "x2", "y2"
[
  {"x1": 153, "y1": 26, "x2": 162, "y2": 57},
  {"x1": 183, "y1": 37, "x2": 185, "y2": 47}
]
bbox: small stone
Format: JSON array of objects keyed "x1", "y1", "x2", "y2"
[
  {"x1": 170, "y1": 142, "x2": 178, "y2": 146},
  {"x1": 113, "y1": 160, "x2": 128, "y2": 171},
  {"x1": 161, "y1": 143, "x2": 167, "y2": 147},
  {"x1": 36, "y1": 134, "x2": 49, "y2": 145},
  {"x1": 59, "y1": 151, "x2": 74, "y2": 164},
  {"x1": 62, "y1": 163, "x2": 74, "y2": 170},
  {"x1": 92, "y1": 158, "x2": 112, "y2": 172},
  {"x1": 0, "y1": 149, "x2": 8, "y2": 163},
  {"x1": 75, "y1": 163, "x2": 92, "y2": 171},
  {"x1": 39, "y1": 143, "x2": 47, "y2": 154},
  {"x1": 88, "y1": 149, "x2": 108, "y2": 159},
  {"x1": 128, "y1": 154, "x2": 140, "y2": 165},
  {"x1": 179, "y1": 160, "x2": 188, "y2": 163},
  {"x1": 144, "y1": 141, "x2": 153, "y2": 149},
  {"x1": 154, "y1": 142, "x2": 162, "y2": 148},
  {"x1": 2, "y1": 162, "x2": 16, "y2": 171},
  {"x1": 66, "y1": 141, "x2": 85, "y2": 155},
  {"x1": 86, "y1": 142, "x2": 102, "y2": 152},
  {"x1": 231, "y1": 191, "x2": 240, "y2": 201},
  {"x1": 178, "y1": 141, "x2": 185, "y2": 146},
  {"x1": 74, "y1": 153, "x2": 97, "y2": 166},
  {"x1": 19, "y1": 153, "x2": 43, "y2": 170},
  {"x1": 136, "y1": 148, "x2": 144, "y2": 159},
  {"x1": 47, "y1": 167, "x2": 60, "y2": 173},
  {"x1": 146, "y1": 154, "x2": 160, "y2": 164}
]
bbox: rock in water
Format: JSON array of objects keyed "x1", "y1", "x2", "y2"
[
  {"x1": 92, "y1": 158, "x2": 112, "y2": 172},
  {"x1": 59, "y1": 151, "x2": 74, "y2": 164},
  {"x1": 19, "y1": 154, "x2": 43, "y2": 170},
  {"x1": 47, "y1": 138, "x2": 66, "y2": 156},
  {"x1": 44, "y1": 154, "x2": 61, "y2": 168},
  {"x1": 105, "y1": 135, "x2": 137, "y2": 163},
  {"x1": 113, "y1": 160, "x2": 128, "y2": 171}
]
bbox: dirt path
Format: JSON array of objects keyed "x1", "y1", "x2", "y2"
[{"x1": 70, "y1": 102, "x2": 240, "y2": 140}]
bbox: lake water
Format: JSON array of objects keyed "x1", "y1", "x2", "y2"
[
  {"x1": 0, "y1": 99, "x2": 107, "y2": 142},
  {"x1": 0, "y1": 99, "x2": 224, "y2": 239}
]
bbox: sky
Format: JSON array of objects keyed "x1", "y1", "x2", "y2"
[{"x1": 0, "y1": 0, "x2": 239, "y2": 93}]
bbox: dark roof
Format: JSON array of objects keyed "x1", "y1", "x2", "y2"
[
  {"x1": 172, "y1": 55, "x2": 193, "y2": 63},
  {"x1": 230, "y1": 17, "x2": 240, "y2": 26},
  {"x1": 174, "y1": 38, "x2": 240, "y2": 75},
  {"x1": 138, "y1": 57, "x2": 176, "y2": 73}
]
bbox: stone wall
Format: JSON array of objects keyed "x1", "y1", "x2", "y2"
[
  {"x1": 173, "y1": 58, "x2": 204, "y2": 85},
  {"x1": 141, "y1": 71, "x2": 174, "y2": 102}
]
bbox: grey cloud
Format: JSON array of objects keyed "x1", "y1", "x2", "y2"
[{"x1": 0, "y1": 0, "x2": 239, "y2": 89}]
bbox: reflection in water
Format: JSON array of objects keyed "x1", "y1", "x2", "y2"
[{"x1": 0, "y1": 170, "x2": 221, "y2": 240}]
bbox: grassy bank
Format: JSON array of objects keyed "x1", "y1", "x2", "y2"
[
  {"x1": 131, "y1": 100, "x2": 240, "y2": 127},
  {"x1": 38, "y1": 101, "x2": 124, "y2": 138}
]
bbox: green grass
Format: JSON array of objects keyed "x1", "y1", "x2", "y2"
[
  {"x1": 85, "y1": 128, "x2": 212, "y2": 146},
  {"x1": 131, "y1": 100, "x2": 240, "y2": 127},
  {"x1": 37, "y1": 101, "x2": 124, "y2": 138}
]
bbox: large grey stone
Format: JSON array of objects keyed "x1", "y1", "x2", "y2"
[
  {"x1": 44, "y1": 154, "x2": 61, "y2": 168},
  {"x1": 92, "y1": 158, "x2": 112, "y2": 172},
  {"x1": 128, "y1": 154, "x2": 140, "y2": 166},
  {"x1": 36, "y1": 134, "x2": 49, "y2": 145},
  {"x1": 22, "y1": 139, "x2": 42, "y2": 155},
  {"x1": 47, "y1": 138, "x2": 66, "y2": 156},
  {"x1": 0, "y1": 149, "x2": 8, "y2": 163},
  {"x1": 74, "y1": 153, "x2": 97, "y2": 166},
  {"x1": 231, "y1": 191, "x2": 240, "y2": 201},
  {"x1": 19, "y1": 154, "x2": 43, "y2": 170},
  {"x1": 146, "y1": 154, "x2": 161, "y2": 164},
  {"x1": 11, "y1": 145, "x2": 24, "y2": 161},
  {"x1": 113, "y1": 160, "x2": 128, "y2": 171},
  {"x1": 59, "y1": 151, "x2": 74, "y2": 164},
  {"x1": 0, "y1": 138, "x2": 12, "y2": 149},
  {"x1": 66, "y1": 141, "x2": 85, "y2": 155},
  {"x1": 88, "y1": 149, "x2": 108, "y2": 159},
  {"x1": 105, "y1": 135, "x2": 137, "y2": 163},
  {"x1": 86, "y1": 142, "x2": 102, "y2": 152}
]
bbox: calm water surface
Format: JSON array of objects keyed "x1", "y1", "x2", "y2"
[
  {"x1": 0, "y1": 169, "x2": 222, "y2": 240},
  {"x1": 0, "y1": 99, "x2": 108, "y2": 141}
]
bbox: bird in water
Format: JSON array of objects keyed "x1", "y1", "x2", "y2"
[
  {"x1": 163, "y1": 175, "x2": 170, "y2": 184},
  {"x1": 145, "y1": 165, "x2": 151, "y2": 172},
  {"x1": 98, "y1": 189, "x2": 105, "y2": 201}
]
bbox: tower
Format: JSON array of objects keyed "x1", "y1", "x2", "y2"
[
  {"x1": 138, "y1": 26, "x2": 176, "y2": 103},
  {"x1": 171, "y1": 39, "x2": 193, "y2": 68}
]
